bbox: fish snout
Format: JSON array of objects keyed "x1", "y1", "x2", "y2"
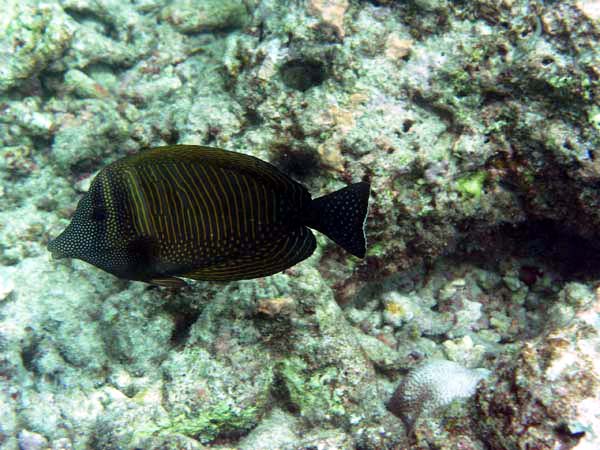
[
  {"x1": 47, "y1": 239, "x2": 65, "y2": 260},
  {"x1": 47, "y1": 231, "x2": 71, "y2": 260}
]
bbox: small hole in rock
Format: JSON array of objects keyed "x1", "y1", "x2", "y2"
[
  {"x1": 402, "y1": 120, "x2": 414, "y2": 133},
  {"x1": 280, "y1": 59, "x2": 328, "y2": 91},
  {"x1": 170, "y1": 311, "x2": 199, "y2": 346},
  {"x1": 587, "y1": 149, "x2": 595, "y2": 161},
  {"x1": 555, "y1": 422, "x2": 586, "y2": 440}
]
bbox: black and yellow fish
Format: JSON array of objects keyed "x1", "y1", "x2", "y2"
[{"x1": 48, "y1": 145, "x2": 370, "y2": 287}]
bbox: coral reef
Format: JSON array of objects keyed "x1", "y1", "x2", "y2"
[
  {"x1": 475, "y1": 291, "x2": 600, "y2": 450},
  {"x1": 388, "y1": 359, "x2": 490, "y2": 433},
  {"x1": 1, "y1": 0, "x2": 599, "y2": 448}
]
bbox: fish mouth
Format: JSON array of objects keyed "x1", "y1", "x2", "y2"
[
  {"x1": 47, "y1": 247, "x2": 65, "y2": 260},
  {"x1": 47, "y1": 237, "x2": 67, "y2": 260},
  {"x1": 49, "y1": 249, "x2": 66, "y2": 260}
]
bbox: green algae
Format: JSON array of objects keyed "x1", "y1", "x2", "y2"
[
  {"x1": 158, "y1": 402, "x2": 259, "y2": 443},
  {"x1": 367, "y1": 242, "x2": 386, "y2": 258},
  {"x1": 590, "y1": 106, "x2": 600, "y2": 132},
  {"x1": 279, "y1": 357, "x2": 346, "y2": 420},
  {"x1": 455, "y1": 171, "x2": 487, "y2": 199}
]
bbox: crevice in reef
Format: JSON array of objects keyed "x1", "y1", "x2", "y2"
[
  {"x1": 168, "y1": 310, "x2": 201, "y2": 348},
  {"x1": 457, "y1": 219, "x2": 600, "y2": 281},
  {"x1": 270, "y1": 370, "x2": 301, "y2": 415}
]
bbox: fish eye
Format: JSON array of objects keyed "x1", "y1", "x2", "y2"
[{"x1": 92, "y1": 206, "x2": 107, "y2": 222}]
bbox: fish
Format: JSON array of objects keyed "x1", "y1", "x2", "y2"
[{"x1": 47, "y1": 145, "x2": 370, "y2": 287}]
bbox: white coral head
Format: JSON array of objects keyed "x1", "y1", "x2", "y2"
[{"x1": 388, "y1": 359, "x2": 490, "y2": 432}]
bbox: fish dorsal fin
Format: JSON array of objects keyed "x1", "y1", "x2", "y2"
[
  {"x1": 130, "y1": 145, "x2": 305, "y2": 193},
  {"x1": 182, "y1": 227, "x2": 316, "y2": 281}
]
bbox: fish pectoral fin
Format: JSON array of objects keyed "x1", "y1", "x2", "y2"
[{"x1": 148, "y1": 276, "x2": 188, "y2": 288}]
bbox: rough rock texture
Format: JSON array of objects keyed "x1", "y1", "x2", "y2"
[
  {"x1": 160, "y1": 0, "x2": 250, "y2": 33},
  {"x1": 0, "y1": 1, "x2": 75, "y2": 93},
  {"x1": 475, "y1": 293, "x2": 600, "y2": 450},
  {"x1": 1, "y1": 0, "x2": 600, "y2": 448}
]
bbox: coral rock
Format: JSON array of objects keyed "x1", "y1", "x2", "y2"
[
  {"x1": 308, "y1": 0, "x2": 349, "y2": 38},
  {"x1": 475, "y1": 315, "x2": 600, "y2": 450},
  {"x1": 385, "y1": 34, "x2": 413, "y2": 60},
  {"x1": 388, "y1": 359, "x2": 489, "y2": 432},
  {"x1": 576, "y1": 0, "x2": 600, "y2": 20},
  {"x1": 257, "y1": 296, "x2": 295, "y2": 317}
]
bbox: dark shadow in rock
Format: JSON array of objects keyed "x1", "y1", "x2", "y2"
[
  {"x1": 464, "y1": 219, "x2": 600, "y2": 280},
  {"x1": 280, "y1": 59, "x2": 328, "y2": 91}
]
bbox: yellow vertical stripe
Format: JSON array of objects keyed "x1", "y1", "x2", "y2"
[
  {"x1": 240, "y1": 175, "x2": 256, "y2": 239},
  {"x1": 222, "y1": 170, "x2": 241, "y2": 237},
  {"x1": 140, "y1": 166, "x2": 163, "y2": 236},
  {"x1": 194, "y1": 164, "x2": 222, "y2": 242},
  {"x1": 163, "y1": 164, "x2": 192, "y2": 239},
  {"x1": 261, "y1": 183, "x2": 269, "y2": 227},
  {"x1": 177, "y1": 164, "x2": 213, "y2": 239},
  {"x1": 186, "y1": 209, "x2": 196, "y2": 242},
  {"x1": 144, "y1": 166, "x2": 165, "y2": 215},
  {"x1": 208, "y1": 166, "x2": 234, "y2": 235},
  {"x1": 254, "y1": 180, "x2": 263, "y2": 229},
  {"x1": 170, "y1": 163, "x2": 205, "y2": 238},
  {"x1": 123, "y1": 169, "x2": 152, "y2": 235},
  {"x1": 155, "y1": 165, "x2": 185, "y2": 240},
  {"x1": 229, "y1": 171, "x2": 247, "y2": 236}
]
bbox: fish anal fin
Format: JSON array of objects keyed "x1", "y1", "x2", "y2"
[
  {"x1": 148, "y1": 277, "x2": 187, "y2": 288},
  {"x1": 183, "y1": 227, "x2": 316, "y2": 281}
]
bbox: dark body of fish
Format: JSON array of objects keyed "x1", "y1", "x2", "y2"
[{"x1": 48, "y1": 145, "x2": 370, "y2": 287}]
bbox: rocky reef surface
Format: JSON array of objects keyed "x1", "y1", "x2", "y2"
[{"x1": 1, "y1": 0, "x2": 599, "y2": 449}]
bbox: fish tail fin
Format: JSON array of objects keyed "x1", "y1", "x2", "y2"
[{"x1": 304, "y1": 182, "x2": 370, "y2": 258}]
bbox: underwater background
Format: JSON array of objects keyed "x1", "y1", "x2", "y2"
[{"x1": 1, "y1": 0, "x2": 600, "y2": 449}]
